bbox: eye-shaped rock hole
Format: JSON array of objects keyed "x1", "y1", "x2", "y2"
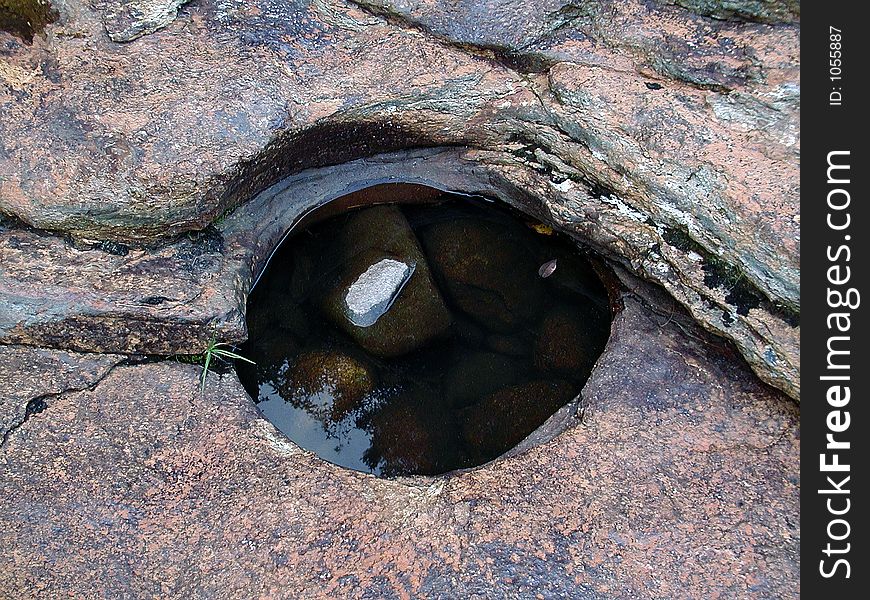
[{"x1": 237, "y1": 184, "x2": 613, "y2": 476}]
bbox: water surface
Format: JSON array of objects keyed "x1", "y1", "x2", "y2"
[{"x1": 238, "y1": 188, "x2": 611, "y2": 476}]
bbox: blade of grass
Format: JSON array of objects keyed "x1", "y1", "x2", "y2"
[
  {"x1": 211, "y1": 348, "x2": 256, "y2": 364},
  {"x1": 200, "y1": 348, "x2": 213, "y2": 395}
]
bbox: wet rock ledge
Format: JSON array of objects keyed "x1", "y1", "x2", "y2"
[
  {"x1": 0, "y1": 1, "x2": 799, "y2": 597},
  {"x1": 0, "y1": 0, "x2": 799, "y2": 398},
  {"x1": 0, "y1": 286, "x2": 799, "y2": 598}
]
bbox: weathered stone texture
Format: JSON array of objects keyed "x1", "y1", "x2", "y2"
[
  {"x1": 0, "y1": 2, "x2": 802, "y2": 594},
  {"x1": 0, "y1": 296, "x2": 798, "y2": 598},
  {"x1": 0, "y1": 0, "x2": 799, "y2": 397}
]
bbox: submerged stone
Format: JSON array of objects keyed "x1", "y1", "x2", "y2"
[
  {"x1": 321, "y1": 206, "x2": 451, "y2": 357},
  {"x1": 461, "y1": 380, "x2": 575, "y2": 462},
  {"x1": 419, "y1": 217, "x2": 545, "y2": 332},
  {"x1": 443, "y1": 351, "x2": 526, "y2": 408},
  {"x1": 365, "y1": 386, "x2": 459, "y2": 476},
  {"x1": 534, "y1": 306, "x2": 609, "y2": 378},
  {"x1": 444, "y1": 313, "x2": 488, "y2": 349},
  {"x1": 485, "y1": 332, "x2": 532, "y2": 357},
  {"x1": 282, "y1": 351, "x2": 376, "y2": 421}
]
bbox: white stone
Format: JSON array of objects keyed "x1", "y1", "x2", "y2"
[{"x1": 344, "y1": 258, "x2": 415, "y2": 327}]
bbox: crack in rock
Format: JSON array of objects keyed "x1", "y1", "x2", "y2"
[
  {"x1": 0, "y1": 358, "x2": 127, "y2": 451},
  {"x1": 0, "y1": 396, "x2": 48, "y2": 448}
]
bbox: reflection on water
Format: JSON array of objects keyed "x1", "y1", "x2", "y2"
[{"x1": 238, "y1": 186, "x2": 611, "y2": 476}]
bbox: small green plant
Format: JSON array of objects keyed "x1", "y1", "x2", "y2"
[{"x1": 199, "y1": 337, "x2": 255, "y2": 394}]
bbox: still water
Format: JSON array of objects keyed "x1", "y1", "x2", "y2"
[{"x1": 238, "y1": 187, "x2": 611, "y2": 476}]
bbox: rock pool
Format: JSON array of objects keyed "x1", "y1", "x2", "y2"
[{"x1": 238, "y1": 187, "x2": 612, "y2": 476}]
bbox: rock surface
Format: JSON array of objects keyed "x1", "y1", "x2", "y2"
[
  {"x1": 0, "y1": 345, "x2": 123, "y2": 443},
  {"x1": 0, "y1": 224, "x2": 244, "y2": 354},
  {"x1": 0, "y1": 1, "x2": 801, "y2": 594},
  {"x1": 0, "y1": 147, "x2": 800, "y2": 402},
  {"x1": 0, "y1": 0, "x2": 800, "y2": 398},
  {"x1": 0, "y1": 293, "x2": 799, "y2": 598},
  {"x1": 101, "y1": 0, "x2": 193, "y2": 42}
]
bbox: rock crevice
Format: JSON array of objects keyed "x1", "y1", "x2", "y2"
[{"x1": 0, "y1": 346, "x2": 125, "y2": 449}]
